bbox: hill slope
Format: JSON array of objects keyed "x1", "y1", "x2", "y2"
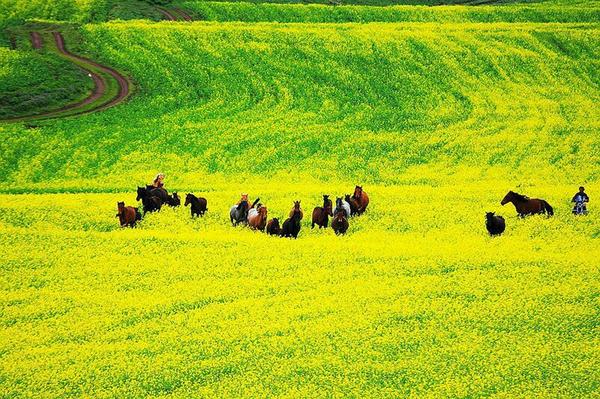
[{"x1": 1, "y1": 21, "x2": 599, "y2": 191}]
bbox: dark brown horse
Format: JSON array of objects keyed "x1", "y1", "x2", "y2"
[
  {"x1": 352, "y1": 185, "x2": 369, "y2": 214},
  {"x1": 344, "y1": 194, "x2": 359, "y2": 216},
  {"x1": 281, "y1": 207, "x2": 302, "y2": 239},
  {"x1": 184, "y1": 193, "x2": 208, "y2": 217},
  {"x1": 137, "y1": 187, "x2": 162, "y2": 214},
  {"x1": 266, "y1": 218, "x2": 281, "y2": 235},
  {"x1": 501, "y1": 191, "x2": 554, "y2": 217},
  {"x1": 312, "y1": 195, "x2": 333, "y2": 229},
  {"x1": 116, "y1": 202, "x2": 142, "y2": 227},
  {"x1": 289, "y1": 200, "x2": 303, "y2": 220},
  {"x1": 331, "y1": 209, "x2": 349, "y2": 235}
]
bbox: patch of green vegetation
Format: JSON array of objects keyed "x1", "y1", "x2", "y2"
[
  {"x1": 179, "y1": 0, "x2": 600, "y2": 22},
  {"x1": 108, "y1": 0, "x2": 166, "y2": 21},
  {"x1": 0, "y1": 45, "x2": 93, "y2": 119},
  {"x1": 0, "y1": 21, "x2": 598, "y2": 190}
]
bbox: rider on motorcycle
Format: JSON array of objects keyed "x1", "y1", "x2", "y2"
[{"x1": 572, "y1": 186, "x2": 589, "y2": 215}]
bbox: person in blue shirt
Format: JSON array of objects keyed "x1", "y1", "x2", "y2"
[{"x1": 572, "y1": 186, "x2": 589, "y2": 215}]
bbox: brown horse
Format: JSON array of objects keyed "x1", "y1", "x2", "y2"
[
  {"x1": 116, "y1": 202, "x2": 142, "y2": 227},
  {"x1": 248, "y1": 205, "x2": 268, "y2": 231},
  {"x1": 331, "y1": 209, "x2": 349, "y2": 235},
  {"x1": 352, "y1": 186, "x2": 369, "y2": 214},
  {"x1": 289, "y1": 200, "x2": 303, "y2": 220},
  {"x1": 501, "y1": 191, "x2": 554, "y2": 217},
  {"x1": 312, "y1": 195, "x2": 333, "y2": 229}
]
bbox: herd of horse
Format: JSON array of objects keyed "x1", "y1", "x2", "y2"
[
  {"x1": 117, "y1": 186, "x2": 577, "y2": 238},
  {"x1": 229, "y1": 186, "x2": 370, "y2": 237},
  {"x1": 117, "y1": 185, "x2": 369, "y2": 237}
]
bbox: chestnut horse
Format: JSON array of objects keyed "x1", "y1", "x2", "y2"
[
  {"x1": 312, "y1": 195, "x2": 332, "y2": 229},
  {"x1": 289, "y1": 200, "x2": 303, "y2": 220},
  {"x1": 248, "y1": 205, "x2": 268, "y2": 230},
  {"x1": 352, "y1": 185, "x2": 369, "y2": 214},
  {"x1": 501, "y1": 191, "x2": 554, "y2": 217},
  {"x1": 116, "y1": 201, "x2": 142, "y2": 227}
]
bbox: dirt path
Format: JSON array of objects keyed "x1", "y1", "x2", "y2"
[
  {"x1": 156, "y1": 6, "x2": 178, "y2": 21},
  {"x1": 53, "y1": 32, "x2": 130, "y2": 111},
  {"x1": 172, "y1": 8, "x2": 193, "y2": 21},
  {"x1": 30, "y1": 32, "x2": 43, "y2": 49},
  {"x1": 2, "y1": 32, "x2": 130, "y2": 122}
]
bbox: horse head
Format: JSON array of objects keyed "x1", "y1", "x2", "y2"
[
  {"x1": 116, "y1": 201, "x2": 125, "y2": 217},
  {"x1": 184, "y1": 193, "x2": 193, "y2": 207},
  {"x1": 500, "y1": 191, "x2": 514, "y2": 205},
  {"x1": 334, "y1": 209, "x2": 346, "y2": 221},
  {"x1": 486, "y1": 212, "x2": 495, "y2": 220},
  {"x1": 136, "y1": 187, "x2": 146, "y2": 201},
  {"x1": 258, "y1": 206, "x2": 268, "y2": 217},
  {"x1": 353, "y1": 185, "x2": 363, "y2": 199},
  {"x1": 293, "y1": 200, "x2": 301, "y2": 210},
  {"x1": 323, "y1": 195, "x2": 333, "y2": 215}
]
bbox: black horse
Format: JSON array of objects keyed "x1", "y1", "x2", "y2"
[
  {"x1": 136, "y1": 187, "x2": 162, "y2": 214},
  {"x1": 185, "y1": 193, "x2": 208, "y2": 217},
  {"x1": 485, "y1": 212, "x2": 506, "y2": 236},
  {"x1": 281, "y1": 208, "x2": 302, "y2": 239},
  {"x1": 166, "y1": 192, "x2": 181, "y2": 207},
  {"x1": 145, "y1": 185, "x2": 170, "y2": 204}
]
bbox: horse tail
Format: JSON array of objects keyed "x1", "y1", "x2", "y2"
[{"x1": 542, "y1": 200, "x2": 554, "y2": 216}]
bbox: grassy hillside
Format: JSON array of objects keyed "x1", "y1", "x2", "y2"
[
  {"x1": 1, "y1": 21, "x2": 598, "y2": 191},
  {"x1": 180, "y1": 1, "x2": 600, "y2": 23}
]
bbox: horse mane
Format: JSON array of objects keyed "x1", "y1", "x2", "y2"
[
  {"x1": 237, "y1": 201, "x2": 248, "y2": 210},
  {"x1": 512, "y1": 192, "x2": 530, "y2": 202}
]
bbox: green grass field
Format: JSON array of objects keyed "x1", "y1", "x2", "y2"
[{"x1": 0, "y1": 0, "x2": 599, "y2": 397}]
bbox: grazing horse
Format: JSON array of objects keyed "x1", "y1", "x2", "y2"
[
  {"x1": 230, "y1": 198, "x2": 259, "y2": 226},
  {"x1": 501, "y1": 191, "x2": 553, "y2": 217},
  {"x1": 333, "y1": 197, "x2": 351, "y2": 219},
  {"x1": 166, "y1": 192, "x2": 181, "y2": 207},
  {"x1": 331, "y1": 209, "x2": 349, "y2": 235},
  {"x1": 116, "y1": 202, "x2": 142, "y2": 227},
  {"x1": 145, "y1": 185, "x2": 169, "y2": 204},
  {"x1": 281, "y1": 208, "x2": 302, "y2": 239},
  {"x1": 345, "y1": 194, "x2": 359, "y2": 216},
  {"x1": 184, "y1": 193, "x2": 208, "y2": 217},
  {"x1": 312, "y1": 195, "x2": 333, "y2": 229},
  {"x1": 266, "y1": 218, "x2": 281, "y2": 236},
  {"x1": 485, "y1": 212, "x2": 505, "y2": 236},
  {"x1": 137, "y1": 187, "x2": 162, "y2": 214},
  {"x1": 248, "y1": 205, "x2": 268, "y2": 231},
  {"x1": 352, "y1": 185, "x2": 369, "y2": 214},
  {"x1": 289, "y1": 200, "x2": 303, "y2": 220}
]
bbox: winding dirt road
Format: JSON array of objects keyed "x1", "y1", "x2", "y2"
[
  {"x1": 53, "y1": 32, "x2": 130, "y2": 112},
  {"x1": 156, "y1": 6, "x2": 193, "y2": 21},
  {"x1": 3, "y1": 32, "x2": 130, "y2": 122}
]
